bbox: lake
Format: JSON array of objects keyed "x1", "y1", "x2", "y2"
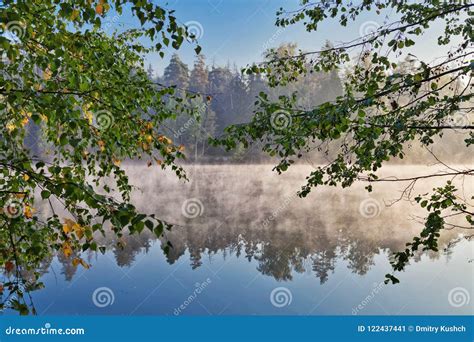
[{"x1": 5, "y1": 164, "x2": 473, "y2": 315}]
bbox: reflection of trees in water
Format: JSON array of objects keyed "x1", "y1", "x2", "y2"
[
  {"x1": 3, "y1": 166, "x2": 469, "y2": 315},
  {"x1": 57, "y1": 251, "x2": 79, "y2": 281},
  {"x1": 156, "y1": 221, "x2": 453, "y2": 284},
  {"x1": 113, "y1": 234, "x2": 153, "y2": 267},
  {"x1": 45, "y1": 219, "x2": 400, "y2": 285},
  {"x1": 17, "y1": 166, "x2": 469, "y2": 287},
  {"x1": 21, "y1": 218, "x2": 452, "y2": 297}
]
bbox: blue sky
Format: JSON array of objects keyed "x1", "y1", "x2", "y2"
[{"x1": 107, "y1": 0, "x2": 452, "y2": 76}]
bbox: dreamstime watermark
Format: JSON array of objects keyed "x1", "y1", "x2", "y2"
[
  {"x1": 358, "y1": 198, "x2": 382, "y2": 218},
  {"x1": 92, "y1": 287, "x2": 115, "y2": 308},
  {"x1": 174, "y1": 117, "x2": 197, "y2": 139},
  {"x1": 359, "y1": 21, "x2": 380, "y2": 37},
  {"x1": 270, "y1": 287, "x2": 292, "y2": 308},
  {"x1": 262, "y1": 27, "x2": 286, "y2": 50},
  {"x1": 448, "y1": 287, "x2": 470, "y2": 308},
  {"x1": 0, "y1": 279, "x2": 34, "y2": 312},
  {"x1": 270, "y1": 110, "x2": 292, "y2": 130},
  {"x1": 1, "y1": 21, "x2": 26, "y2": 42},
  {"x1": 103, "y1": 14, "x2": 121, "y2": 31},
  {"x1": 261, "y1": 193, "x2": 296, "y2": 228},
  {"x1": 93, "y1": 110, "x2": 114, "y2": 130},
  {"x1": 173, "y1": 278, "x2": 212, "y2": 315},
  {"x1": 181, "y1": 198, "x2": 204, "y2": 219},
  {"x1": 4, "y1": 323, "x2": 85, "y2": 336},
  {"x1": 447, "y1": 111, "x2": 471, "y2": 133},
  {"x1": 352, "y1": 281, "x2": 385, "y2": 315},
  {"x1": 2, "y1": 198, "x2": 24, "y2": 218},
  {"x1": 185, "y1": 21, "x2": 204, "y2": 42}
]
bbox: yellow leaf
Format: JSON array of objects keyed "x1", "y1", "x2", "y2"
[
  {"x1": 63, "y1": 224, "x2": 71, "y2": 234},
  {"x1": 40, "y1": 114, "x2": 48, "y2": 122},
  {"x1": 21, "y1": 117, "x2": 29, "y2": 127},
  {"x1": 22, "y1": 174, "x2": 30, "y2": 181},
  {"x1": 155, "y1": 158, "x2": 162, "y2": 166},
  {"x1": 72, "y1": 258, "x2": 81, "y2": 267},
  {"x1": 145, "y1": 134, "x2": 153, "y2": 144},
  {"x1": 72, "y1": 257, "x2": 90, "y2": 269},
  {"x1": 98, "y1": 140, "x2": 105, "y2": 152},
  {"x1": 73, "y1": 223, "x2": 84, "y2": 239},
  {"x1": 84, "y1": 110, "x2": 93, "y2": 124},
  {"x1": 23, "y1": 205, "x2": 35, "y2": 219},
  {"x1": 95, "y1": 4, "x2": 103, "y2": 14},
  {"x1": 62, "y1": 242, "x2": 73, "y2": 258},
  {"x1": 79, "y1": 259, "x2": 90, "y2": 269},
  {"x1": 6, "y1": 122, "x2": 15, "y2": 132},
  {"x1": 178, "y1": 145, "x2": 185, "y2": 152},
  {"x1": 63, "y1": 218, "x2": 75, "y2": 234},
  {"x1": 112, "y1": 158, "x2": 121, "y2": 167},
  {"x1": 20, "y1": 109, "x2": 32, "y2": 117}
]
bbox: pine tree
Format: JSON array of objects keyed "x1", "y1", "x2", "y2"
[
  {"x1": 227, "y1": 73, "x2": 250, "y2": 124},
  {"x1": 163, "y1": 53, "x2": 189, "y2": 90},
  {"x1": 189, "y1": 55, "x2": 209, "y2": 94},
  {"x1": 208, "y1": 66, "x2": 233, "y2": 131}
]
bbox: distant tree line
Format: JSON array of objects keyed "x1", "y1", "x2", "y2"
[
  {"x1": 146, "y1": 42, "x2": 344, "y2": 162},
  {"x1": 146, "y1": 41, "x2": 469, "y2": 164}
]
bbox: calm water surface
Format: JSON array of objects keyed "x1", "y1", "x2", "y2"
[{"x1": 10, "y1": 165, "x2": 474, "y2": 315}]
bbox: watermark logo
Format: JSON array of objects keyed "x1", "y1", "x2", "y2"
[
  {"x1": 262, "y1": 27, "x2": 286, "y2": 50},
  {"x1": 92, "y1": 287, "x2": 115, "y2": 308},
  {"x1": 448, "y1": 287, "x2": 470, "y2": 308},
  {"x1": 0, "y1": 279, "x2": 33, "y2": 312},
  {"x1": 1, "y1": 21, "x2": 26, "y2": 42},
  {"x1": 3, "y1": 198, "x2": 24, "y2": 218},
  {"x1": 181, "y1": 198, "x2": 204, "y2": 219},
  {"x1": 173, "y1": 278, "x2": 212, "y2": 315},
  {"x1": 352, "y1": 281, "x2": 385, "y2": 315},
  {"x1": 359, "y1": 21, "x2": 380, "y2": 37},
  {"x1": 270, "y1": 287, "x2": 292, "y2": 308},
  {"x1": 261, "y1": 193, "x2": 296, "y2": 228},
  {"x1": 359, "y1": 198, "x2": 382, "y2": 218},
  {"x1": 270, "y1": 110, "x2": 292, "y2": 130},
  {"x1": 94, "y1": 110, "x2": 114, "y2": 130},
  {"x1": 185, "y1": 21, "x2": 204, "y2": 42},
  {"x1": 174, "y1": 117, "x2": 197, "y2": 139},
  {"x1": 447, "y1": 111, "x2": 471, "y2": 132}
]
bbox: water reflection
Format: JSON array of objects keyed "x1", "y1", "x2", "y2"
[
  {"x1": 127, "y1": 164, "x2": 468, "y2": 283},
  {"x1": 41, "y1": 165, "x2": 474, "y2": 281},
  {"x1": 2, "y1": 165, "x2": 472, "y2": 315}
]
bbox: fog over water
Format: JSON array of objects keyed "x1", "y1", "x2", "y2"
[{"x1": 23, "y1": 163, "x2": 472, "y2": 315}]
